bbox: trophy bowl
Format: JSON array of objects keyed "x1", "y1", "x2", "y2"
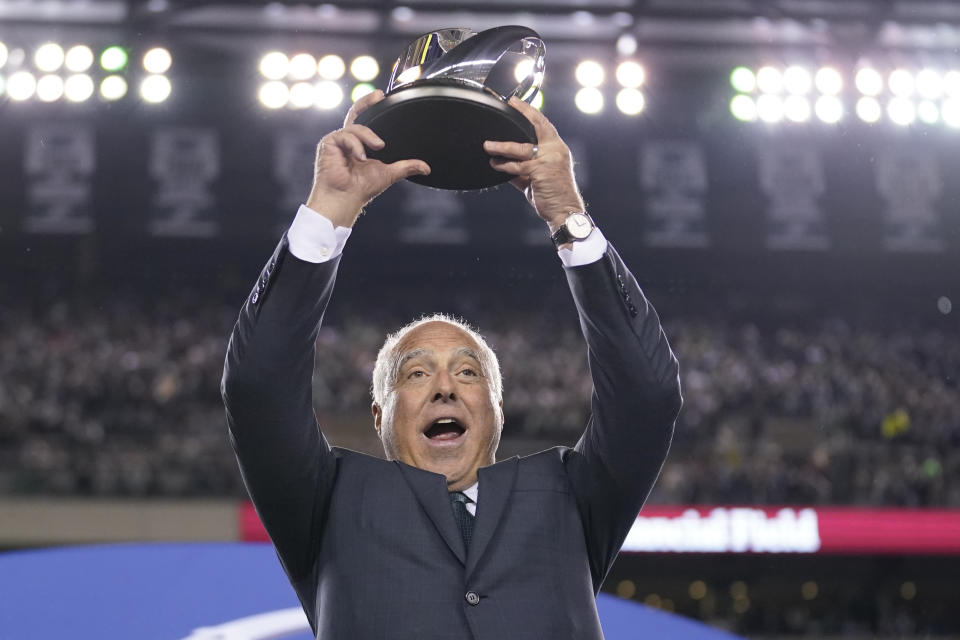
[{"x1": 355, "y1": 26, "x2": 545, "y2": 191}]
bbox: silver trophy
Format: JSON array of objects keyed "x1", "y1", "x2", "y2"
[{"x1": 355, "y1": 25, "x2": 545, "y2": 190}]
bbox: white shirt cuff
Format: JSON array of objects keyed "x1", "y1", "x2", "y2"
[
  {"x1": 557, "y1": 227, "x2": 608, "y2": 267},
  {"x1": 286, "y1": 204, "x2": 353, "y2": 263}
]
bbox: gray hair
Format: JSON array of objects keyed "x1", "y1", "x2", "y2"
[{"x1": 371, "y1": 313, "x2": 503, "y2": 409}]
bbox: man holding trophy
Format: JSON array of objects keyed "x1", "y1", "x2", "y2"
[{"x1": 222, "y1": 26, "x2": 681, "y2": 639}]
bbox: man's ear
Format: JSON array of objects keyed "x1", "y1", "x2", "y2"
[
  {"x1": 498, "y1": 399, "x2": 505, "y2": 428},
  {"x1": 371, "y1": 402, "x2": 382, "y2": 436}
]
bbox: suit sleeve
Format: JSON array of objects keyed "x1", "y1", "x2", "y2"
[
  {"x1": 562, "y1": 242, "x2": 682, "y2": 591},
  {"x1": 220, "y1": 236, "x2": 339, "y2": 597}
]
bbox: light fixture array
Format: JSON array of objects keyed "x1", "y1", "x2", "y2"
[
  {"x1": 0, "y1": 41, "x2": 173, "y2": 104},
  {"x1": 257, "y1": 52, "x2": 380, "y2": 111},
  {"x1": 730, "y1": 64, "x2": 960, "y2": 128}
]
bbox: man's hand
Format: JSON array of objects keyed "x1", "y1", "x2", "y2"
[
  {"x1": 306, "y1": 90, "x2": 431, "y2": 228},
  {"x1": 483, "y1": 96, "x2": 587, "y2": 234}
]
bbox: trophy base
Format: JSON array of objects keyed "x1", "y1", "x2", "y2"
[{"x1": 354, "y1": 84, "x2": 537, "y2": 191}]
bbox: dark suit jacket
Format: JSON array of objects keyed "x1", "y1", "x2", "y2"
[{"x1": 222, "y1": 235, "x2": 682, "y2": 639}]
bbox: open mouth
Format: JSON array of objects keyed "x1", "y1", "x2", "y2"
[{"x1": 424, "y1": 418, "x2": 466, "y2": 441}]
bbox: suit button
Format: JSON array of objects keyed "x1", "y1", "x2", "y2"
[
  {"x1": 251, "y1": 290, "x2": 259, "y2": 304},
  {"x1": 465, "y1": 591, "x2": 480, "y2": 606}
]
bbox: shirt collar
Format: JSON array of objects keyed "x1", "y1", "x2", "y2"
[{"x1": 462, "y1": 481, "x2": 479, "y2": 504}]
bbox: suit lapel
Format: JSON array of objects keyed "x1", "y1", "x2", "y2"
[
  {"x1": 395, "y1": 461, "x2": 467, "y2": 565},
  {"x1": 466, "y1": 456, "x2": 519, "y2": 579}
]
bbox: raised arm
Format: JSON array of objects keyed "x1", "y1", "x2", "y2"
[
  {"x1": 221, "y1": 91, "x2": 430, "y2": 589},
  {"x1": 486, "y1": 98, "x2": 682, "y2": 590}
]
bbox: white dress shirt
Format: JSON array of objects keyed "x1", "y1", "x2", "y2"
[
  {"x1": 287, "y1": 204, "x2": 609, "y2": 266},
  {"x1": 461, "y1": 481, "x2": 479, "y2": 516}
]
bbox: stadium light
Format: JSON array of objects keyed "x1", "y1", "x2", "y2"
[
  {"x1": 616, "y1": 34, "x2": 637, "y2": 56},
  {"x1": 65, "y1": 45, "x2": 94, "y2": 72},
  {"x1": 814, "y1": 67, "x2": 842, "y2": 95},
  {"x1": 288, "y1": 81, "x2": 315, "y2": 109},
  {"x1": 887, "y1": 97, "x2": 916, "y2": 125},
  {"x1": 100, "y1": 75, "x2": 128, "y2": 101},
  {"x1": 730, "y1": 67, "x2": 755, "y2": 93},
  {"x1": 915, "y1": 69, "x2": 942, "y2": 100},
  {"x1": 317, "y1": 54, "x2": 345, "y2": 80},
  {"x1": 7, "y1": 71, "x2": 37, "y2": 101},
  {"x1": 259, "y1": 51, "x2": 288, "y2": 80},
  {"x1": 140, "y1": 74, "x2": 171, "y2": 103},
  {"x1": 35, "y1": 43, "x2": 64, "y2": 72},
  {"x1": 856, "y1": 96, "x2": 882, "y2": 123},
  {"x1": 36, "y1": 74, "x2": 64, "y2": 102},
  {"x1": 65, "y1": 74, "x2": 94, "y2": 102},
  {"x1": 574, "y1": 86, "x2": 603, "y2": 113},
  {"x1": 350, "y1": 82, "x2": 375, "y2": 102},
  {"x1": 315, "y1": 80, "x2": 344, "y2": 110},
  {"x1": 855, "y1": 68, "x2": 882, "y2": 96},
  {"x1": 615, "y1": 61, "x2": 645, "y2": 88},
  {"x1": 815, "y1": 95, "x2": 843, "y2": 123},
  {"x1": 888, "y1": 69, "x2": 915, "y2": 97},
  {"x1": 783, "y1": 95, "x2": 811, "y2": 122},
  {"x1": 350, "y1": 55, "x2": 379, "y2": 81},
  {"x1": 0, "y1": 41, "x2": 8, "y2": 69},
  {"x1": 288, "y1": 53, "x2": 317, "y2": 80},
  {"x1": 945, "y1": 71, "x2": 960, "y2": 97},
  {"x1": 730, "y1": 94, "x2": 757, "y2": 121},
  {"x1": 100, "y1": 46, "x2": 128, "y2": 71},
  {"x1": 143, "y1": 47, "x2": 172, "y2": 74},
  {"x1": 942, "y1": 98, "x2": 960, "y2": 127},
  {"x1": 783, "y1": 66, "x2": 812, "y2": 95},
  {"x1": 917, "y1": 100, "x2": 939, "y2": 124},
  {"x1": 756, "y1": 66, "x2": 783, "y2": 94},
  {"x1": 575, "y1": 60, "x2": 604, "y2": 88},
  {"x1": 615, "y1": 88, "x2": 644, "y2": 115},
  {"x1": 756, "y1": 94, "x2": 784, "y2": 122},
  {"x1": 258, "y1": 80, "x2": 289, "y2": 109}
]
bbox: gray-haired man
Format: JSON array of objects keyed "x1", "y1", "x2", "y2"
[{"x1": 222, "y1": 90, "x2": 682, "y2": 639}]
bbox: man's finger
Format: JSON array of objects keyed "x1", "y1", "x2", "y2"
[
  {"x1": 386, "y1": 159, "x2": 431, "y2": 183},
  {"x1": 343, "y1": 124, "x2": 385, "y2": 150},
  {"x1": 489, "y1": 157, "x2": 534, "y2": 175},
  {"x1": 508, "y1": 96, "x2": 558, "y2": 141},
  {"x1": 483, "y1": 140, "x2": 536, "y2": 160},
  {"x1": 344, "y1": 89, "x2": 385, "y2": 126},
  {"x1": 328, "y1": 130, "x2": 368, "y2": 161}
]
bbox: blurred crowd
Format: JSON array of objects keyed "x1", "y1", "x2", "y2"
[{"x1": 1, "y1": 289, "x2": 957, "y2": 505}]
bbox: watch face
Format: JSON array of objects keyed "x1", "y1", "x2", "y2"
[{"x1": 567, "y1": 213, "x2": 593, "y2": 239}]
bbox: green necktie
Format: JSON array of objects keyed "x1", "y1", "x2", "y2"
[{"x1": 449, "y1": 491, "x2": 475, "y2": 547}]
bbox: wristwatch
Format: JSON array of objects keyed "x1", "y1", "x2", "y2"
[{"x1": 550, "y1": 211, "x2": 595, "y2": 247}]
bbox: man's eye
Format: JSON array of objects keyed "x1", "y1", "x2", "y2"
[
  {"x1": 408, "y1": 370, "x2": 426, "y2": 378},
  {"x1": 459, "y1": 368, "x2": 478, "y2": 377}
]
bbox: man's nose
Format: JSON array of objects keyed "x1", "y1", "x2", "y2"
[{"x1": 431, "y1": 370, "x2": 456, "y2": 402}]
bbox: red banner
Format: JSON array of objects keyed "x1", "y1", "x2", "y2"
[
  {"x1": 238, "y1": 502, "x2": 960, "y2": 555},
  {"x1": 623, "y1": 506, "x2": 960, "y2": 554}
]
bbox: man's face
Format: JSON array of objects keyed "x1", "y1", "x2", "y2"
[{"x1": 372, "y1": 321, "x2": 503, "y2": 491}]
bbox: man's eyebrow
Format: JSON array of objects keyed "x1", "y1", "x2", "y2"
[
  {"x1": 454, "y1": 347, "x2": 482, "y2": 363},
  {"x1": 398, "y1": 348, "x2": 431, "y2": 369}
]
